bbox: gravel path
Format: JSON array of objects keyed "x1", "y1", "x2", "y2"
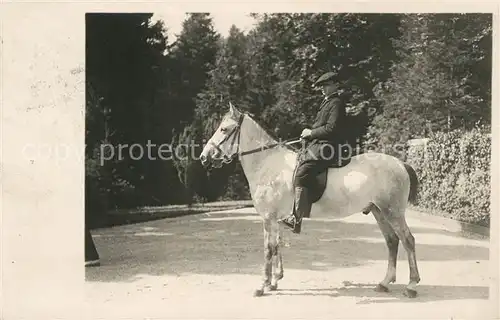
[{"x1": 85, "y1": 207, "x2": 491, "y2": 319}]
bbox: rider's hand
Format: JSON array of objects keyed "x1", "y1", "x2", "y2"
[{"x1": 300, "y1": 128, "x2": 312, "y2": 139}]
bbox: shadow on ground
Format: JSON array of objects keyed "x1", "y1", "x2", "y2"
[
  {"x1": 273, "y1": 282, "x2": 488, "y2": 303},
  {"x1": 86, "y1": 210, "x2": 489, "y2": 302}
]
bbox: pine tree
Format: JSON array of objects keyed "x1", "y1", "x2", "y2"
[
  {"x1": 169, "y1": 13, "x2": 221, "y2": 129},
  {"x1": 86, "y1": 13, "x2": 171, "y2": 208}
]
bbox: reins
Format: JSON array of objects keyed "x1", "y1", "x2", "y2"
[{"x1": 239, "y1": 138, "x2": 302, "y2": 156}]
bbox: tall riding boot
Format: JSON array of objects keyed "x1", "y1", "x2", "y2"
[
  {"x1": 292, "y1": 186, "x2": 311, "y2": 233},
  {"x1": 279, "y1": 186, "x2": 311, "y2": 234}
]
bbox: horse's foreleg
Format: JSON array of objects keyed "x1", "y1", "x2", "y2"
[
  {"x1": 270, "y1": 224, "x2": 283, "y2": 290},
  {"x1": 372, "y1": 207, "x2": 399, "y2": 292},
  {"x1": 386, "y1": 211, "x2": 421, "y2": 298},
  {"x1": 254, "y1": 218, "x2": 274, "y2": 297}
]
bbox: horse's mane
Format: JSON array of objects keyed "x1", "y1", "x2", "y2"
[{"x1": 242, "y1": 112, "x2": 299, "y2": 153}]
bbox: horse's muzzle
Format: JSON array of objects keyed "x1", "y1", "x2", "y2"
[{"x1": 200, "y1": 154, "x2": 209, "y2": 167}]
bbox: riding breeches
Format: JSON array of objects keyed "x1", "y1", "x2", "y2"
[{"x1": 293, "y1": 160, "x2": 329, "y2": 188}]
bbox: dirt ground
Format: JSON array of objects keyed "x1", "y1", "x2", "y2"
[{"x1": 85, "y1": 207, "x2": 492, "y2": 319}]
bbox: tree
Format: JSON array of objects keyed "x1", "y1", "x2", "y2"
[
  {"x1": 370, "y1": 13, "x2": 492, "y2": 158},
  {"x1": 168, "y1": 13, "x2": 221, "y2": 129},
  {"x1": 189, "y1": 25, "x2": 251, "y2": 200},
  {"x1": 163, "y1": 13, "x2": 223, "y2": 201},
  {"x1": 86, "y1": 13, "x2": 171, "y2": 208}
]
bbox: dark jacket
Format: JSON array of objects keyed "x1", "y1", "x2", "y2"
[
  {"x1": 310, "y1": 94, "x2": 345, "y2": 143},
  {"x1": 300, "y1": 94, "x2": 347, "y2": 164}
]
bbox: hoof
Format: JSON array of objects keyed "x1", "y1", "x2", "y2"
[
  {"x1": 404, "y1": 288, "x2": 417, "y2": 298},
  {"x1": 253, "y1": 289, "x2": 264, "y2": 297},
  {"x1": 374, "y1": 284, "x2": 389, "y2": 293},
  {"x1": 269, "y1": 284, "x2": 278, "y2": 291}
]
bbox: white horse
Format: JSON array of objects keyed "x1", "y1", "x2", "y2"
[{"x1": 200, "y1": 103, "x2": 421, "y2": 298}]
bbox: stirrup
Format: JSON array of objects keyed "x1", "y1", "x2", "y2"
[
  {"x1": 279, "y1": 215, "x2": 296, "y2": 229},
  {"x1": 279, "y1": 215, "x2": 302, "y2": 234}
]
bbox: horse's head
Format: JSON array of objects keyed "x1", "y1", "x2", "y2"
[{"x1": 200, "y1": 102, "x2": 244, "y2": 169}]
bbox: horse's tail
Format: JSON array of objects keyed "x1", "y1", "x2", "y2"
[{"x1": 403, "y1": 162, "x2": 419, "y2": 205}]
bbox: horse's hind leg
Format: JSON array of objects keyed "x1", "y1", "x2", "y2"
[
  {"x1": 385, "y1": 210, "x2": 421, "y2": 298},
  {"x1": 371, "y1": 206, "x2": 399, "y2": 292}
]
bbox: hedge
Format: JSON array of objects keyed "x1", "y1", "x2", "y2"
[{"x1": 406, "y1": 127, "x2": 491, "y2": 227}]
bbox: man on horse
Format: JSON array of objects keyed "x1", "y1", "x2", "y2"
[{"x1": 278, "y1": 71, "x2": 349, "y2": 234}]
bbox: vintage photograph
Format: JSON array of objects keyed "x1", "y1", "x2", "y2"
[{"x1": 84, "y1": 12, "x2": 493, "y2": 318}]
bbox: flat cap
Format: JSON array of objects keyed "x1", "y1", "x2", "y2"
[{"x1": 314, "y1": 72, "x2": 337, "y2": 86}]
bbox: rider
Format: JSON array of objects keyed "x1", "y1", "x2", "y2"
[{"x1": 278, "y1": 71, "x2": 348, "y2": 234}]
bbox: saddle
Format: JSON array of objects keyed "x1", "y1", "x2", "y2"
[{"x1": 303, "y1": 157, "x2": 351, "y2": 218}]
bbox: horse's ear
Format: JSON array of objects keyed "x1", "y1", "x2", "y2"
[{"x1": 229, "y1": 101, "x2": 241, "y2": 118}]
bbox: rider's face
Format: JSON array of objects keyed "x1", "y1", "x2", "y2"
[{"x1": 321, "y1": 82, "x2": 338, "y2": 96}]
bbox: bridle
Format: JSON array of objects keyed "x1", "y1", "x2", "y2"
[
  {"x1": 208, "y1": 113, "x2": 245, "y2": 165},
  {"x1": 208, "y1": 113, "x2": 301, "y2": 166}
]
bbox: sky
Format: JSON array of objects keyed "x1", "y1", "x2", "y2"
[{"x1": 151, "y1": 11, "x2": 257, "y2": 43}]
